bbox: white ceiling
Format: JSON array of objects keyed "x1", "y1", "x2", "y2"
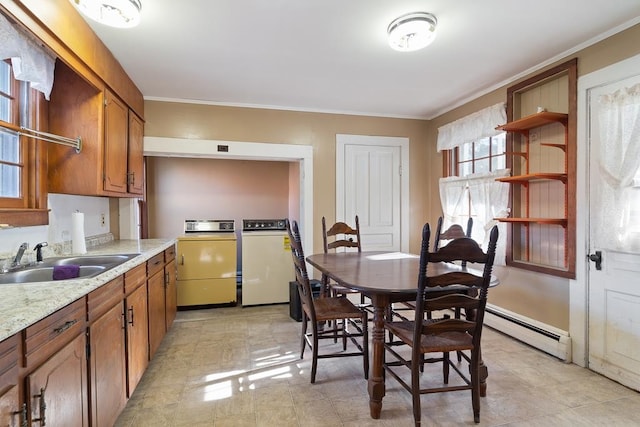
[{"x1": 84, "y1": 0, "x2": 640, "y2": 119}]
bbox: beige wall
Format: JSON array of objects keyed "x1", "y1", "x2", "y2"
[
  {"x1": 143, "y1": 103, "x2": 433, "y2": 254},
  {"x1": 143, "y1": 23, "x2": 640, "y2": 331}
]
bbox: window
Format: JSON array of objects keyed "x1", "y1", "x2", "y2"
[
  {"x1": 0, "y1": 59, "x2": 48, "y2": 226},
  {"x1": 440, "y1": 133, "x2": 510, "y2": 264},
  {"x1": 451, "y1": 133, "x2": 506, "y2": 177}
]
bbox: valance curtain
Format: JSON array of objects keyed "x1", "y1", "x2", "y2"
[
  {"x1": 437, "y1": 103, "x2": 507, "y2": 152},
  {"x1": 0, "y1": 13, "x2": 56, "y2": 100},
  {"x1": 439, "y1": 169, "x2": 510, "y2": 265},
  {"x1": 594, "y1": 83, "x2": 640, "y2": 251}
]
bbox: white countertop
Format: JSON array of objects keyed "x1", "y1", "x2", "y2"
[{"x1": 0, "y1": 238, "x2": 175, "y2": 342}]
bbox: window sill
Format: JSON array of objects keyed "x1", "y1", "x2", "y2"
[{"x1": 0, "y1": 209, "x2": 49, "y2": 227}]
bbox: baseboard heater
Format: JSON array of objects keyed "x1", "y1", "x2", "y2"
[{"x1": 483, "y1": 304, "x2": 572, "y2": 362}]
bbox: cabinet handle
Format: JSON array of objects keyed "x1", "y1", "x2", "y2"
[
  {"x1": 121, "y1": 310, "x2": 126, "y2": 330},
  {"x1": 164, "y1": 271, "x2": 169, "y2": 286},
  {"x1": 128, "y1": 306, "x2": 134, "y2": 326},
  {"x1": 53, "y1": 319, "x2": 78, "y2": 334},
  {"x1": 180, "y1": 254, "x2": 184, "y2": 265},
  {"x1": 32, "y1": 388, "x2": 47, "y2": 425},
  {"x1": 15, "y1": 403, "x2": 27, "y2": 427}
]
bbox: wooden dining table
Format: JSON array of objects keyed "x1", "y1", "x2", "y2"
[{"x1": 306, "y1": 250, "x2": 496, "y2": 419}]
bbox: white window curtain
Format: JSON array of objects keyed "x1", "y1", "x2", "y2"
[
  {"x1": 439, "y1": 169, "x2": 510, "y2": 265},
  {"x1": 594, "y1": 83, "x2": 640, "y2": 251},
  {"x1": 437, "y1": 103, "x2": 507, "y2": 152},
  {"x1": 0, "y1": 13, "x2": 56, "y2": 100}
]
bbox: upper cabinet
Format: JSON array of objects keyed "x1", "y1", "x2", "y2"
[
  {"x1": 1, "y1": 0, "x2": 145, "y2": 198},
  {"x1": 48, "y1": 63, "x2": 144, "y2": 197},
  {"x1": 497, "y1": 59, "x2": 577, "y2": 278}
]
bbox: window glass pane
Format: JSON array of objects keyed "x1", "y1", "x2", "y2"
[
  {"x1": 491, "y1": 133, "x2": 505, "y2": 153},
  {"x1": 459, "y1": 161, "x2": 473, "y2": 176},
  {"x1": 474, "y1": 137, "x2": 490, "y2": 159},
  {"x1": 0, "y1": 164, "x2": 20, "y2": 198},
  {"x1": 0, "y1": 61, "x2": 11, "y2": 122},
  {"x1": 491, "y1": 154, "x2": 506, "y2": 170},
  {"x1": 459, "y1": 142, "x2": 473, "y2": 161},
  {"x1": 0, "y1": 130, "x2": 19, "y2": 163},
  {"x1": 475, "y1": 158, "x2": 490, "y2": 174}
]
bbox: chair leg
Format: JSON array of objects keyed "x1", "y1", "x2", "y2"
[
  {"x1": 443, "y1": 352, "x2": 450, "y2": 384},
  {"x1": 300, "y1": 313, "x2": 308, "y2": 359},
  {"x1": 411, "y1": 358, "x2": 422, "y2": 426},
  {"x1": 311, "y1": 320, "x2": 319, "y2": 383},
  {"x1": 471, "y1": 351, "x2": 480, "y2": 423}
]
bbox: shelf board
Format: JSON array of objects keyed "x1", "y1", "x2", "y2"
[
  {"x1": 496, "y1": 111, "x2": 568, "y2": 132},
  {"x1": 497, "y1": 218, "x2": 567, "y2": 226},
  {"x1": 496, "y1": 172, "x2": 567, "y2": 184}
]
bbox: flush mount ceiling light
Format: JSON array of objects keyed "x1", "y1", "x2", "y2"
[
  {"x1": 70, "y1": 0, "x2": 142, "y2": 28},
  {"x1": 387, "y1": 12, "x2": 437, "y2": 52}
]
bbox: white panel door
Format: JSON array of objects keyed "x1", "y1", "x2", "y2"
[
  {"x1": 587, "y1": 70, "x2": 640, "y2": 391},
  {"x1": 336, "y1": 135, "x2": 409, "y2": 252}
]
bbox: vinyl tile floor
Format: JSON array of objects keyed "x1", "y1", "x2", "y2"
[{"x1": 115, "y1": 304, "x2": 640, "y2": 427}]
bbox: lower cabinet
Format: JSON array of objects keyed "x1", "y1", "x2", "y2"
[
  {"x1": 6, "y1": 247, "x2": 176, "y2": 426},
  {"x1": 87, "y1": 277, "x2": 127, "y2": 427},
  {"x1": 0, "y1": 334, "x2": 21, "y2": 427},
  {"x1": 26, "y1": 333, "x2": 89, "y2": 427},
  {"x1": 124, "y1": 264, "x2": 149, "y2": 398}
]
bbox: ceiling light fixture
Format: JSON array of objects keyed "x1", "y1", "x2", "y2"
[
  {"x1": 387, "y1": 12, "x2": 437, "y2": 52},
  {"x1": 70, "y1": 0, "x2": 142, "y2": 28}
]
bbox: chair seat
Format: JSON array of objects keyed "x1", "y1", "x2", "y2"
[
  {"x1": 386, "y1": 320, "x2": 474, "y2": 353},
  {"x1": 310, "y1": 296, "x2": 365, "y2": 322}
]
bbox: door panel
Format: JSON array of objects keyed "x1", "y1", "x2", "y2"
[
  {"x1": 337, "y1": 135, "x2": 407, "y2": 252},
  {"x1": 587, "y1": 71, "x2": 640, "y2": 391}
]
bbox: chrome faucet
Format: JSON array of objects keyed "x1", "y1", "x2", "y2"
[{"x1": 11, "y1": 242, "x2": 28, "y2": 267}]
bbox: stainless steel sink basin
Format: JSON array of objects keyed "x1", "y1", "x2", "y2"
[
  {"x1": 40, "y1": 254, "x2": 139, "y2": 267},
  {"x1": 0, "y1": 265, "x2": 107, "y2": 284},
  {"x1": 0, "y1": 253, "x2": 140, "y2": 284}
]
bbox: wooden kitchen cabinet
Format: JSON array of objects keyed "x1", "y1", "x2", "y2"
[
  {"x1": 48, "y1": 62, "x2": 144, "y2": 197},
  {"x1": 0, "y1": 334, "x2": 22, "y2": 427},
  {"x1": 164, "y1": 246, "x2": 177, "y2": 331},
  {"x1": 124, "y1": 264, "x2": 149, "y2": 397},
  {"x1": 127, "y1": 112, "x2": 145, "y2": 195},
  {"x1": 23, "y1": 299, "x2": 88, "y2": 427},
  {"x1": 87, "y1": 276, "x2": 127, "y2": 427},
  {"x1": 147, "y1": 252, "x2": 166, "y2": 359}
]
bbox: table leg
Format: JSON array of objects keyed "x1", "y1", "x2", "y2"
[{"x1": 367, "y1": 294, "x2": 388, "y2": 419}]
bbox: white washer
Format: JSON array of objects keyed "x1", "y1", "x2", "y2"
[{"x1": 241, "y1": 219, "x2": 294, "y2": 306}]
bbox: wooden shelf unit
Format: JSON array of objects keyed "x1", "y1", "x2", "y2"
[{"x1": 497, "y1": 58, "x2": 577, "y2": 278}]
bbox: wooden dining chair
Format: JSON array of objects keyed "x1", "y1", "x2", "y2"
[
  {"x1": 383, "y1": 223, "x2": 498, "y2": 426},
  {"x1": 321, "y1": 216, "x2": 367, "y2": 305},
  {"x1": 286, "y1": 219, "x2": 369, "y2": 383}
]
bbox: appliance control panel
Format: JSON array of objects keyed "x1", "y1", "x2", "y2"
[
  {"x1": 242, "y1": 219, "x2": 287, "y2": 231},
  {"x1": 184, "y1": 219, "x2": 235, "y2": 233}
]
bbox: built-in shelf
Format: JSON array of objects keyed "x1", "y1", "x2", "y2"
[
  {"x1": 496, "y1": 111, "x2": 568, "y2": 132},
  {"x1": 497, "y1": 172, "x2": 567, "y2": 184},
  {"x1": 540, "y1": 143, "x2": 566, "y2": 151},
  {"x1": 497, "y1": 217, "x2": 568, "y2": 227}
]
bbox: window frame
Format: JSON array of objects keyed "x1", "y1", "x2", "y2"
[{"x1": 0, "y1": 60, "x2": 48, "y2": 227}]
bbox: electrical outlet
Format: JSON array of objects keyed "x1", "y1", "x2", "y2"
[
  {"x1": 530, "y1": 130, "x2": 539, "y2": 142},
  {"x1": 100, "y1": 213, "x2": 105, "y2": 227}
]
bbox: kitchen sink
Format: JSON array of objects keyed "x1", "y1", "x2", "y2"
[
  {"x1": 0, "y1": 253, "x2": 140, "y2": 284},
  {"x1": 39, "y1": 254, "x2": 139, "y2": 267},
  {"x1": 0, "y1": 265, "x2": 106, "y2": 284}
]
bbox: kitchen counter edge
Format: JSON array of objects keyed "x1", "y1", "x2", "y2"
[{"x1": 0, "y1": 238, "x2": 175, "y2": 342}]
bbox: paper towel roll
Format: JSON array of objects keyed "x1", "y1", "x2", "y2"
[{"x1": 71, "y1": 211, "x2": 87, "y2": 254}]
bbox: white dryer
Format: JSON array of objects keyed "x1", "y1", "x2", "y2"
[{"x1": 241, "y1": 219, "x2": 294, "y2": 306}]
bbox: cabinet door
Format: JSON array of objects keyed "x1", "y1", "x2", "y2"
[
  {"x1": 125, "y1": 284, "x2": 148, "y2": 397},
  {"x1": 147, "y1": 269, "x2": 165, "y2": 359},
  {"x1": 89, "y1": 303, "x2": 127, "y2": 427},
  {"x1": 127, "y1": 112, "x2": 144, "y2": 195},
  {"x1": 103, "y1": 89, "x2": 128, "y2": 193},
  {"x1": 165, "y1": 258, "x2": 177, "y2": 330},
  {"x1": 26, "y1": 333, "x2": 88, "y2": 427},
  {"x1": 0, "y1": 385, "x2": 21, "y2": 427}
]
